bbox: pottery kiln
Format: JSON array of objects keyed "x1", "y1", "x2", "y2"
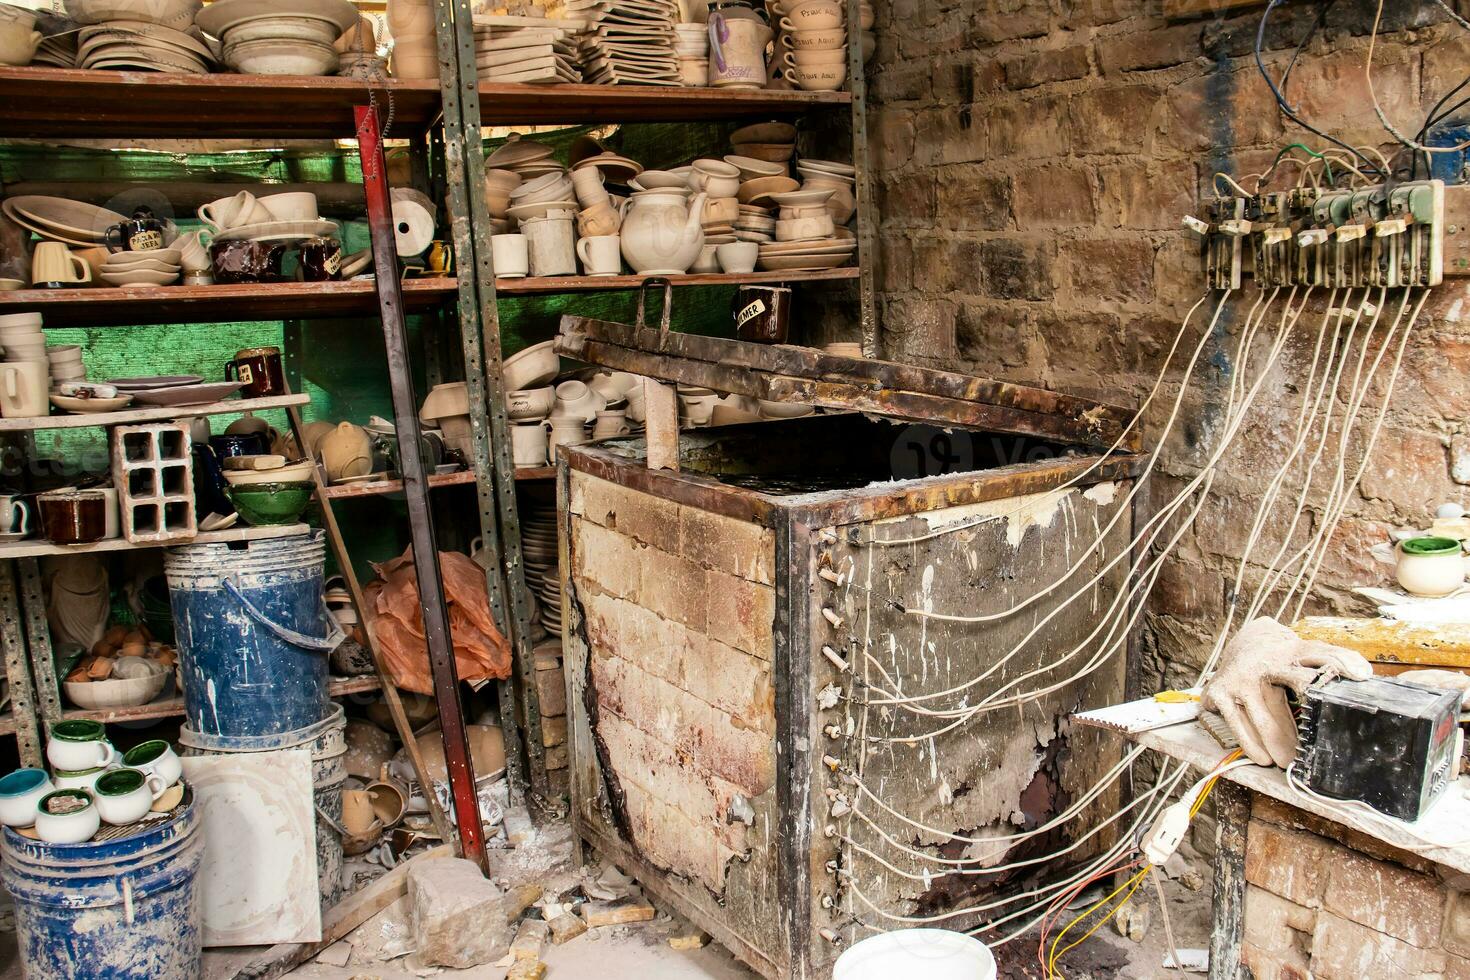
[{"x1": 555, "y1": 310, "x2": 1147, "y2": 980}]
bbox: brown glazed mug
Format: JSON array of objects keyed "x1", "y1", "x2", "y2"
[
  {"x1": 210, "y1": 240, "x2": 286, "y2": 284},
  {"x1": 298, "y1": 238, "x2": 342, "y2": 282},
  {"x1": 38, "y1": 490, "x2": 107, "y2": 545},
  {"x1": 733, "y1": 285, "x2": 792, "y2": 344},
  {"x1": 103, "y1": 207, "x2": 167, "y2": 254},
  {"x1": 225, "y1": 346, "x2": 285, "y2": 398}
]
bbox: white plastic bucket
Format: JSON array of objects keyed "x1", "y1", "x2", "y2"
[{"x1": 833, "y1": 929, "x2": 997, "y2": 980}]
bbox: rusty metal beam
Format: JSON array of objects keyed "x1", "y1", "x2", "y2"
[{"x1": 355, "y1": 103, "x2": 486, "y2": 871}]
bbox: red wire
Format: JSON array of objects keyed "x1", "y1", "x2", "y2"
[{"x1": 1034, "y1": 854, "x2": 1140, "y2": 975}]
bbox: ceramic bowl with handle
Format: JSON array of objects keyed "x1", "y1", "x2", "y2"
[
  {"x1": 45, "y1": 718, "x2": 116, "y2": 771},
  {"x1": 0, "y1": 768, "x2": 53, "y2": 827},
  {"x1": 121, "y1": 739, "x2": 183, "y2": 788},
  {"x1": 33, "y1": 789, "x2": 99, "y2": 845}
]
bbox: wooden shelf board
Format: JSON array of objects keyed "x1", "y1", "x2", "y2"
[
  {"x1": 0, "y1": 522, "x2": 309, "y2": 560},
  {"x1": 0, "y1": 280, "x2": 458, "y2": 327},
  {"x1": 0, "y1": 393, "x2": 309, "y2": 432},
  {"x1": 0, "y1": 68, "x2": 848, "y2": 139},
  {"x1": 0, "y1": 67, "x2": 441, "y2": 139},
  {"x1": 321, "y1": 469, "x2": 477, "y2": 499},
  {"x1": 59, "y1": 675, "x2": 384, "y2": 725},
  {"x1": 494, "y1": 267, "x2": 859, "y2": 295},
  {"x1": 0, "y1": 713, "x2": 15, "y2": 737},
  {"x1": 515, "y1": 467, "x2": 556, "y2": 481},
  {"x1": 475, "y1": 81, "x2": 851, "y2": 124}
]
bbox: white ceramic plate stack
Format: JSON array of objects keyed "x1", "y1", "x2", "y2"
[
  {"x1": 734, "y1": 204, "x2": 776, "y2": 243},
  {"x1": 75, "y1": 20, "x2": 217, "y2": 74},
  {"x1": 196, "y1": 0, "x2": 361, "y2": 77},
  {"x1": 757, "y1": 189, "x2": 855, "y2": 269},
  {"x1": 569, "y1": 0, "x2": 679, "y2": 86},
  {"x1": 487, "y1": 137, "x2": 563, "y2": 180},
  {"x1": 0, "y1": 197, "x2": 126, "y2": 249},
  {"x1": 517, "y1": 502, "x2": 561, "y2": 636},
  {"x1": 506, "y1": 169, "x2": 575, "y2": 224},
  {"x1": 472, "y1": 15, "x2": 584, "y2": 84},
  {"x1": 100, "y1": 247, "x2": 181, "y2": 287},
  {"x1": 796, "y1": 158, "x2": 856, "y2": 225}
]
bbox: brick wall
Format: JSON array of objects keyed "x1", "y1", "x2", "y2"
[
  {"x1": 865, "y1": 0, "x2": 1470, "y2": 689},
  {"x1": 1242, "y1": 795, "x2": 1470, "y2": 977}
]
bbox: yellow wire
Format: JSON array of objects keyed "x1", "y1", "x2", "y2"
[{"x1": 1046, "y1": 867, "x2": 1147, "y2": 978}]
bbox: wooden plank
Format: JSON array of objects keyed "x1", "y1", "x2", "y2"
[
  {"x1": 0, "y1": 280, "x2": 457, "y2": 328},
  {"x1": 227, "y1": 844, "x2": 454, "y2": 980},
  {"x1": 1292, "y1": 616, "x2": 1470, "y2": 668},
  {"x1": 1208, "y1": 781, "x2": 1249, "y2": 980},
  {"x1": 475, "y1": 81, "x2": 850, "y2": 125},
  {"x1": 562, "y1": 312, "x2": 1136, "y2": 432},
  {"x1": 494, "y1": 268, "x2": 858, "y2": 296},
  {"x1": 320, "y1": 469, "x2": 477, "y2": 500},
  {"x1": 0, "y1": 521, "x2": 309, "y2": 560},
  {"x1": 59, "y1": 675, "x2": 381, "y2": 724},
  {"x1": 0, "y1": 394, "x2": 309, "y2": 432}
]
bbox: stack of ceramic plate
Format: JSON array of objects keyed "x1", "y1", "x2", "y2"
[
  {"x1": 108, "y1": 375, "x2": 245, "y2": 407},
  {"x1": 518, "y1": 502, "x2": 561, "y2": 635},
  {"x1": 33, "y1": 33, "x2": 79, "y2": 68},
  {"x1": 486, "y1": 138, "x2": 563, "y2": 180},
  {"x1": 100, "y1": 248, "x2": 181, "y2": 287},
  {"x1": 537, "y1": 567, "x2": 563, "y2": 637},
  {"x1": 571, "y1": 152, "x2": 643, "y2": 186},
  {"x1": 196, "y1": 0, "x2": 360, "y2": 77},
  {"x1": 472, "y1": 14, "x2": 584, "y2": 83},
  {"x1": 76, "y1": 20, "x2": 217, "y2": 74},
  {"x1": 65, "y1": 0, "x2": 201, "y2": 31},
  {"x1": 1, "y1": 197, "x2": 126, "y2": 248},
  {"x1": 730, "y1": 121, "x2": 797, "y2": 165},
  {"x1": 756, "y1": 236, "x2": 857, "y2": 271},
  {"x1": 506, "y1": 170, "x2": 575, "y2": 223},
  {"x1": 569, "y1": 0, "x2": 678, "y2": 86},
  {"x1": 734, "y1": 204, "x2": 775, "y2": 243}
]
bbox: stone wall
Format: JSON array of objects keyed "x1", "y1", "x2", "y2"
[{"x1": 865, "y1": 0, "x2": 1470, "y2": 688}]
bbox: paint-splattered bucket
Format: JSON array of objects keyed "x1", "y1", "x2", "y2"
[
  {"x1": 166, "y1": 531, "x2": 342, "y2": 739},
  {"x1": 1, "y1": 799, "x2": 204, "y2": 980},
  {"x1": 178, "y1": 703, "x2": 347, "y2": 910},
  {"x1": 834, "y1": 929, "x2": 997, "y2": 980}
]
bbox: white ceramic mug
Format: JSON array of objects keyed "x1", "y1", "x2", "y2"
[
  {"x1": 121, "y1": 740, "x2": 182, "y2": 788},
  {"x1": 0, "y1": 769, "x2": 52, "y2": 827},
  {"x1": 511, "y1": 421, "x2": 550, "y2": 468},
  {"x1": 548, "y1": 417, "x2": 589, "y2": 457},
  {"x1": 52, "y1": 765, "x2": 113, "y2": 792},
  {"x1": 576, "y1": 201, "x2": 622, "y2": 239},
  {"x1": 491, "y1": 234, "x2": 529, "y2": 279},
  {"x1": 781, "y1": 26, "x2": 845, "y2": 49},
  {"x1": 47, "y1": 719, "x2": 116, "y2": 771},
  {"x1": 33, "y1": 790, "x2": 99, "y2": 845},
  {"x1": 524, "y1": 215, "x2": 576, "y2": 278},
  {"x1": 782, "y1": 47, "x2": 846, "y2": 67},
  {"x1": 0, "y1": 361, "x2": 49, "y2": 419},
  {"x1": 507, "y1": 385, "x2": 555, "y2": 420},
  {"x1": 31, "y1": 243, "x2": 91, "y2": 286},
  {"x1": 571, "y1": 167, "x2": 610, "y2": 210},
  {"x1": 258, "y1": 192, "x2": 319, "y2": 222},
  {"x1": 0, "y1": 494, "x2": 28, "y2": 534},
  {"x1": 783, "y1": 62, "x2": 847, "y2": 91},
  {"x1": 93, "y1": 768, "x2": 168, "y2": 826},
  {"x1": 99, "y1": 487, "x2": 120, "y2": 540},
  {"x1": 576, "y1": 235, "x2": 622, "y2": 277},
  {"x1": 717, "y1": 241, "x2": 760, "y2": 274},
  {"x1": 175, "y1": 230, "x2": 212, "y2": 273},
  {"x1": 781, "y1": 0, "x2": 844, "y2": 30},
  {"x1": 592, "y1": 411, "x2": 631, "y2": 440},
  {"x1": 0, "y1": 19, "x2": 41, "y2": 67}
]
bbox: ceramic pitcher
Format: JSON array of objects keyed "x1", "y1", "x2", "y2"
[
  {"x1": 619, "y1": 190, "x2": 708, "y2": 275},
  {"x1": 708, "y1": 12, "x2": 772, "y2": 89}
]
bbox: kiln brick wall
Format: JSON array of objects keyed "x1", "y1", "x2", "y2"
[{"x1": 864, "y1": 0, "x2": 1470, "y2": 689}]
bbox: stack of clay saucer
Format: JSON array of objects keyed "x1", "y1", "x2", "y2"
[
  {"x1": 100, "y1": 247, "x2": 181, "y2": 287},
  {"x1": 517, "y1": 502, "x2": 562, "y2": 636},
  {"x1": 486, "y1": 137, "x2": 563, "y2": 180},
  {"x1": 795, "y1": 158, "x2": 856, "y2": 224},
  {"x1": 33, "y1": 32, "x2": 79, "y2": 68},
  {"x1": 472, "y1": 14, "x2": 583, "y2": 83},
  {"x1": 64, "y1": 0, "x2": 214, "y2": 73},
  {"x1": 196, "y1": 0, "x2": 360, "y2": 77},
  {"x1": 506, "y1": 170, "x2": 575, "y2": 224},
  {"x1": 730, "y1": 121, "x2": 797, "y2": 166},
  {"x1": 569, "y1": 0, "x2": 678, "y2": 86},
  {"x1": 757, "y1": 188, "x2": 856, "y2": 271},
  {"x1": 537, "y1": 568, "x2": 563, "y2": 637}
]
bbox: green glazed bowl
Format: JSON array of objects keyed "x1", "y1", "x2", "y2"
[{"x1": 226, "y1": 481, "x2": 313, "y2": 527}]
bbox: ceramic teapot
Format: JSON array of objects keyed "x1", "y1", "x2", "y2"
[
  {"x1": 619, "y1": 190, "x2": 709, "y2": 275},
  {"x1": 708, "y1": 11, "x2": 773, "y2": 89},
  {"x1": 319, "y1": 422, "x2": 374, "y2": 482}
]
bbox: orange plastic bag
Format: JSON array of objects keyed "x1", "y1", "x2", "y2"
[{"x1": 359, "y1": 548, "x2": 512, "y2": 694}]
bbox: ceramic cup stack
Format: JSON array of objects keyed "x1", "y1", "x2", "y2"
[
  {"x1": 690, "y1": 159, "x2": 740, "y2": 270},
  {"x1": 672, "y1": 22, "x2": 708, "y2": 86},
  {"x1": 47, "y1": 345, "x2": 86, "y2": 385},
  {"x1": 776, "y1": 0, "x2": 847, "y2": 91},
  {"x1": 0, "y1": 313, "x2": 50, "y2": 419},
  {"x1": 796, "y1": 157, "x2": 857, "y2": 224},
  {"x1": 484, "y1": 168, "x2": 523, "y2": 222},
  {"x1": 504, "y1": 341, "x2": 560, "y2": 465},
  {"x1": 197, "y1": 0, "x2": 361, "y2": 77}
]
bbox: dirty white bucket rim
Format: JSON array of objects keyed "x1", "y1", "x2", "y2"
[{"x1": 833, "y1": 928, "x2": 996, "y2": 980}]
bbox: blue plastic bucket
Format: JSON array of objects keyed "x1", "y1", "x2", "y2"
[
  {"x1": 178, "y1": 703, "x2": 348, "y2": 910},
  {"x1": 1, "y1": 800, "x2": 203, "y2": 980},
  {"x1": 166, "y1": 532, "x2": 343, "y2": 738}
]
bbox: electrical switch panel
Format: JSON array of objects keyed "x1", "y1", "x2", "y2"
[{"x1": 1188, "y1": 179, "x2": 1446, "y2": 289}]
